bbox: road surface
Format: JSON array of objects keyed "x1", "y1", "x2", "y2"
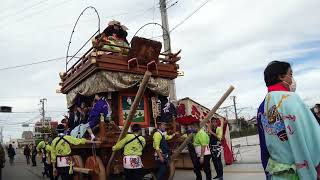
[{"x1": 3, "y1": 148, "x2": 43, "y2": 180}]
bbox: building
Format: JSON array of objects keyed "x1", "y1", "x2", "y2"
[
  {"x1": 247, "y1": 117, "x2": 257, "y2": 128},
  {"x1": 17, "y1": 131, "x2": 35, "y2": 147},
  {"x1": 22, "y1": 131, "x2": 33, "y2": 139},
  {"x1": 227, "y1": 119, "x2": 239, "y2": 132},
  {"x1": 34, "y1": 119, "x2": 58, "y2": 139},
  {"x1": 17, "y1": 139, "x2": 34, "y2": 148}
]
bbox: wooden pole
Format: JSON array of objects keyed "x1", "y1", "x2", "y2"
[
  {"x1": 105, "y1": 71, "x2": 152, "y2": 179},
  {"x1": 168, "y1": 86, "x2": 235, "y2": 180},
  {"x1": 73, "y1": 167, "x2": 94, "y2": 174}
]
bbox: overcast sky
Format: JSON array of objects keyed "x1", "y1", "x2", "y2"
[{"x1": 0, "y1": 0, "x2": 319, "y2": 142}]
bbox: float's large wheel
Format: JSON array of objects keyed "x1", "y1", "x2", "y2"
[
  {"x1": 85, "y1": 156, "x2": 106, "y2": 180},
  {"x1": 72, "y1": 155, "x2": 84, "y2": 180}
]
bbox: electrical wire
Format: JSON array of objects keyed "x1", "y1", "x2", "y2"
[
  {"x1": 0, "y1": 1, "x2": 207, "y2": 72},
  {"x1": 0, "y1": 57, "x2": 65, "y2": 71},
  {"x1": 0, "y1": 0, "x2": 51, "y2": 20},
  {"x1": 0, "y1": 6, "x2": 157, "y2": 46},
  {"x1": 0, "y1": 115, "x2": 40, "y2": 125},
  {"x1": 151, "y1": 0, "x2": 211, "y2": 40},
  {"x1": 166, "y1": 0, "x2": 179, "y2": 10},
  {"x1": 170, "y1": 0, "x2": 211, "y2": 32},
  {"x1": 0, "y1": 0, "x2": 75, "y2": 32}
]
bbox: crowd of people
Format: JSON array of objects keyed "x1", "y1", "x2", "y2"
[
  {"x1": 23, "y1": 143, "x2": 37, "y2": 166},
  {"x1": 3, "y1": 60, "x2": 320, "y2": 180},
  {"x1": 67, "y1": 93, "x2": 110, "y2": 141},
  {"x1": 111, "y1": 119, "x2": 227, "y2": 180}
]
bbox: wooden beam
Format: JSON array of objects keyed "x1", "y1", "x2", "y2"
[
  {"x1": 168, "y1": 86, "x2": 235, "y2": 180},
  {"x1": 105, "y1": 71, "x2": 152, "y2": 180},
  {"x1": 73, "y1": 167, "x2": 94, "y2": 174}
]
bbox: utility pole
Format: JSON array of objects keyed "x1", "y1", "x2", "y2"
[
  {"x1": 159, "y1": 0, "x2": 177, "y2": 101},
  {"x1": 40, "y1": 98, "x2": 47, "y2": 128},
  {"x1": 0, "y1": 127, "x2": 3, "y2": 144},
  {"x1": 224, "y1": 108, "x2": 228, "y2": 120},
  {"x1": 231, "y1": 96, "x2": 239, "y2": 131}
]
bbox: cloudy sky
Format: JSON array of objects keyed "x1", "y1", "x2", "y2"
[{"x1": 0, "y1": 0, "x2": 319, "y2": 141}]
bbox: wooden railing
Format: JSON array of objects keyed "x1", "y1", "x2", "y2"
[{"x1": 64, "y1": 40, "x2": 180, "y2": 81}]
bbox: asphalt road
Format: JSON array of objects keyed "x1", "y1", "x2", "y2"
[
  {"x1": 2, "y1": 148, "x2": 43, "y2": 180},
  {"x1": 174, "y1": 163, "x2": 265, "y2": 180},
  {"x1": 1, "y1": 148, "x2": 265, "y2": 180}
]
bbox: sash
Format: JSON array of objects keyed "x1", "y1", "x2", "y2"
[
  {"x1": 195, "y1": 145, "x2": 211, "y2": 157},
  {"x1": 123, "y1": 155, "x2": 143, "y2": 169},
  {"x1": 266, "y1": 158, "x2": 299, "y2": 180},
  {"x1": 56, "y1": 156, "x2": 73, "y2": 168}
]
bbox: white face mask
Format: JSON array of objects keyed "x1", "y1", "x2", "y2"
[
  {"x1": 289, "y1": 78, "x2": 297, "y2": 92},
  {"x1": 283, "y1": 76, "x2": 297, "y2": 92},
  {"x1": 314, "y1": 108, "x2": 319, "y2": 113}
]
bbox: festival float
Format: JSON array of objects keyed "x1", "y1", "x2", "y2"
[{"x1": 58, "y1": 7, "x2": 234, "y2": 180}]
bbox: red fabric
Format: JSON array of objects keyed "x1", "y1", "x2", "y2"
[
  {"x1": 176, "y1": 116, "x2": 199, "y2": 125},
  {"x1": 267, "y1": 83, "x2": 289, "y2": 92},
  {"x1": 222, "y1": 139, "x2": 233, "y2": 165},
  {"x1": 222, "y1": 121, "x2": 233, "y2": 165}
]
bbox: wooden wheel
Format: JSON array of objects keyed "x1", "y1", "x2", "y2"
[
  {"x1": 85, "y1": 156, "x2": 106, "y2": 180},
  {"x1": 72, "y1": 155, "x2": 84, "y2": 180}
]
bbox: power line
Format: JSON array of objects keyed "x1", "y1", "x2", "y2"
[
  {"x1": 151, "y1": 0, "x2": 211, "y2": 40},
  {"x1": 0, "y1": 115, "x2": 40, "y2": 125},
  {"x1": 0, "y1": 0, "x2": 51, "y2": 20},
  {"x1": 0, "y1": 57, "x2": 65, "y2": 71},
  {"x1": 0, "y1": 6, "x2": 156, "y2": 45},
  {"x1": 166, "y1": 0, "x2": 179, "y2": 10},
  {"x1": 0, "y1": 0, "x2": 74, "y2": 32},
  {"x1": 170, "y1": 0, "x2": 211, "y2": 32}
]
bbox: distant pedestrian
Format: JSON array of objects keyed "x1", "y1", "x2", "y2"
[
  {"x1": 7, "y1": 144, "x2": 15, "y2": 166},
  {"x1": 24, "y1": 145, "x2": 31, "y2": 164},
  {"x1": 30, "y1": 144, "x2": 37, "y2": 166},
  {"x1": 0, "y1": 143, "x2": 5, "y2": 180}
]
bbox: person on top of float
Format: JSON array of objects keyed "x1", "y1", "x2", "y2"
[
  {"x1": 71, "y1": 93, "x2": 110, "y2": 140},
  {"x1": 112, "y1": 124, "x2": 146, "y2": 180},
  {"x1": 93, "y1": 20, "x2": 129, "y2": 54}
]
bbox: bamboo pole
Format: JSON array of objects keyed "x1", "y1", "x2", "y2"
[
  {"x1": 105, "y1": 71, "x2": 152, "y2": 179},
  {"x1": 73, "y1": 167, "x2": 94, "y2": 174},
  {"x1": 168, "y1": 86, "x2": 235, "y2": 180}
]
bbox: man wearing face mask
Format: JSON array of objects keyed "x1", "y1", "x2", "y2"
[
  {"x1": 257, "y1": 61, "x2": 320, "y2": 180},
  {"x1": 311, "y1": 104, "x2": 320, "y2": 125}
]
